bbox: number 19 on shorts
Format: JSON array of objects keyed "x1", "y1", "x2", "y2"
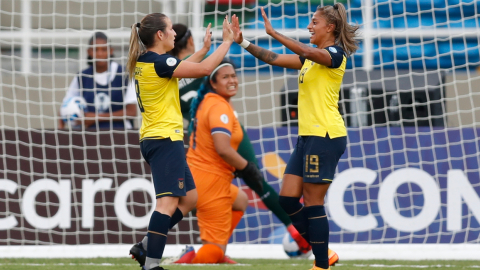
[{"x1": 305, "y1": 155, "x2": 319, "y2": 173}]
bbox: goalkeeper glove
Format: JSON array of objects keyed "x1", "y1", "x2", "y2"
[{"x1": 235, "y1": 161, "x2": 264, "y2": 193}]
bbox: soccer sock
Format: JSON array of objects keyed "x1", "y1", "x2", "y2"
[
  {"x1": 257, "y1": 180, "x2": 292, "y2": 226},
  {"x1": 141, "y1": 236, "x2": 148, "y2": 249},
  {"x1": 145, "y1": 211, "x2": 170, "y2": 270},
  {"x1": 305, "y1": 205, "x2": 329, "y2": 269},
  {"x1": 230, "y1": 210, "x2": 244, "y2": 235},
  {"x1": 169, "y1": 208, "x2": 183, "y2": 229},
  {"x1": 191, "y1": 244, "x2": 224, "y2": 264},
  {"x1": 236, "y1": 125, "x2": 292, "y2": 227},
  {"x1": 279, "y1": 196, "x2": 309, "y2": 242}
]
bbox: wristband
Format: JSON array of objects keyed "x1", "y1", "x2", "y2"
[{"x1": 239, "y1": 39, "x2": 251, "y2": 49}]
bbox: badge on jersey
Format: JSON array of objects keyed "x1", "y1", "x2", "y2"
[
  {"x1": 329, "y1": 47, "x2": 338, "y2": 53},
  {"x1": 220, "y1": 114, "x2": 229, "y2": 124},
  {"x1": 166, "y1": 57, "x2": 177, "y2": 66}
]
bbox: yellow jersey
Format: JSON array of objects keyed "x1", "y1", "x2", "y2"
[
  {"x1": 134, "y1": 52, "x2": 183, "y2": 141},
  {"x1": 297, "y1": 45, "x2": 347, "y2": 138}
]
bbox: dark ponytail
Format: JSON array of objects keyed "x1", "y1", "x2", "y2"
[
  {"x1": 318, "y1": 3, "x2": 359, "y2": 57},
  {"x1": 167, "y1": 24, "x2": 192, "y2": 57}
]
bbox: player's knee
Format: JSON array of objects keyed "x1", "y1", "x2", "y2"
[
  {"x1": 155, "y1": 196, "x2": 179, "y2": 216},
  {"x1": 278, "y1": 196, "x2": 302, "y2": 215},
  {"x1": 232, "y1": 189, "x2": 248, "y2": 212},
  {"x1": 179, "y1": 189, "x2": 197, "y2": 213}
]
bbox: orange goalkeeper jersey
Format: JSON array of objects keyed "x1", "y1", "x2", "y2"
[{"x1": 187, "y1": 93, "x2": 243, "y2": 178}]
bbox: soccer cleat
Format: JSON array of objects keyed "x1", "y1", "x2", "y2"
[
  {"x1": 328, "y1": 249, "x2": 339, "y2": 266},
  {"x1": 310, "y1": 261, "x2": 330, "y2": 270},
  {"x1": 129, "y1": 242, "x2": 146, "y2": 268},
  {"x1": 148, "y1": 267, "x2": 167, "y2": 270},
  {"x1": 220, "y1": 255, "x2": 237, "y2": 264},
  {"x1": 173, "y1": 245, "x2": 196, "y2": 264},
  {"x1": 287, "y1": 224, "x2": 312, "y2": 254}
]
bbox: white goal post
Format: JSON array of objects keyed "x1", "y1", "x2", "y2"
[{"x1": 0, "y1": 0, "x2": 480, "y2": 260}]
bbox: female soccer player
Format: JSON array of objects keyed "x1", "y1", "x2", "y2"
[
  {"x1": 232, "y1": 3, "x2": 358, "y2": 270},
  {"x1": 180, "y1": 59, "x2": 252, "y2": 264},
  {"x1": 126, "y1": 13, "x2": 233, "y2": 270},
  {"x1": 168, "y1": 23, "x2": 313, "y2": 257},
  {"x1": 58, "y1": 31, "x2": 137, "y2": 129}
]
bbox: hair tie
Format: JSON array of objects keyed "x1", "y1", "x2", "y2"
[
  {"x1": 333, "y1": 4, "x2": 339, "y2": 10},
  {"x1": 136, "y1": 22, "x2": 141, "y2": 28}
]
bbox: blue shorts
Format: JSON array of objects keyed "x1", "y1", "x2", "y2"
[
  {"x1": 140, "y1": 138, "x2": 196, "y2": 198},
  {"x1": 284, "y1": 134, "x2": 347, "y2": 184}
]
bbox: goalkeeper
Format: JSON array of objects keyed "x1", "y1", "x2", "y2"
[
  {"x1": 168, "y1": 23, "x2": 313, "y2": 256},
  {"x1": 179, "y1": 59, "x2": 250, "y2": 264},
  {"x1": 232, "y1": 3, "x2": 358, "y2": 270}
]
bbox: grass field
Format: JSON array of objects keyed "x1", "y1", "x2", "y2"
[{"x1": 1, "y1": 258, "x2": 480, "y2": 270}]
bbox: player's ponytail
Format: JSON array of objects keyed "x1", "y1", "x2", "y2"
[
  {"x1": 127, "y1": 23, "x2": 144, "y2": 78},
  {"x1": 127, "y1": 13, "x2": 168, "y2": 79},
  {"x1": 318, "y1": 3, "x2": 359, "y2": 57}
]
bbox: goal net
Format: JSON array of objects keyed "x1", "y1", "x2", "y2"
[{"x1": 1, "y1": 0, "x2": 480, "y2": 259}]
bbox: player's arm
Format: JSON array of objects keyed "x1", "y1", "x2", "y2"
[
  {"x1": 212, "y1": 133, "x2": 248, "y2": 170},
  {"x1": 83, "y1": 80, "x2": 137, "y2": 127},
  {"x1": 173, "y1": 17, "x2": 233, "y2": 78},
  {"x1": 231, "y1": 14, "x2": 303, "y2": 70},
  {"x1": 183, "y1": 23, "x2": 212, "y2": 63},
  {"x1": 258, "y1": 7, "x2": 333, "y2": 67},
  {"x1": 83, "y1": 104, "x2": 137, "y2": 127}
]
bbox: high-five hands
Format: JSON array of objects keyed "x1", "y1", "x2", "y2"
[
  {"x1": 231, "y1": 14, "x2": 244, "y2": 44},
  {"x1": 222, "y1": 15, "x2": 234, "y2": 43},
  {"x1": 260, "y1": 7, "x2": 275, "y2": 36},
  {"x1": 203, "y1": 23, "x2": 212, "y2": 50}
]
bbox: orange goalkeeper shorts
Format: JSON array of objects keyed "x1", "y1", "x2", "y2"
[{"x1": 190, "y1": 167, "x2": 239, "y2": 245}]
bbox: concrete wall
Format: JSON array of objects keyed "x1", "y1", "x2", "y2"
[
  {"x1": 445, "y1": 72, "x2": 480, "y2": 127},
  {"x1": 0, "y1": 1, "x2": 191, "y2": 31}
]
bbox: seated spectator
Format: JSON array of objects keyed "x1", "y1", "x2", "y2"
[{"x1": 58, "y1": 31, "x2": 137, "y2": 129}]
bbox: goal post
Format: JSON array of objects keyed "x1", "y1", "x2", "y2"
[{"x1": 0, "y1": 0, "x2": 480, "y2": 260}]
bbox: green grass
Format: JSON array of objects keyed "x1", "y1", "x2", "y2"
[{"x1": 1, "y1": 258, "x2": 480, "y2": 270}]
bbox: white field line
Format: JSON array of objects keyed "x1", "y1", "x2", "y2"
[{"x1": 1, "y1": 263, "x2": 480, "y2": 268}]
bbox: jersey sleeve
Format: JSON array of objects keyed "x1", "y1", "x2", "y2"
[
  {"x1": 153, "y1": 54, "x2": 182, "y2": 78},
  {"x1": 324, "y1": 46, "x2": 345, "y2": 68},
  {"x1": 207, "y1": 102, "x2": 235, "y2": 137},
  {"x1": 62, "y1": 75, "x2": 81, "y2": 104},
  {"x1": 299, "y1": 56, "x2": 306, "y2": 65}
]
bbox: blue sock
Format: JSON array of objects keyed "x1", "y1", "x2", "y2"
[
  {"x1": 306, "y1": 205, "x2": 329, "y2": 269},
  {"x1": 169, "y1": 208, "x2": 183, "y2": 229},
  {"x1": 145, "y1": 211, "x2": 170, "y2": 269},
  {"x1": 279, "y1": 196, "x2": 309, "y2": 242}
]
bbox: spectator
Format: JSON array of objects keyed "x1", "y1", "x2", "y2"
[{"x1": 58, "y1": 31, "x2": 137, "y2": 129}]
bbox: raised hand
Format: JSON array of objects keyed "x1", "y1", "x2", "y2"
[
  {"x1": 203, "y1": 23, "x2": 212, "y2": 50},
  {"x1": 222, "y1": 15, "x2": 234, "y2": 43},
  {"x1": 260, "y1": 7, "x2": 274, "y2": 36},
  {"x1": 231, "y1": 14, "x2": 244, "y2": 44}
]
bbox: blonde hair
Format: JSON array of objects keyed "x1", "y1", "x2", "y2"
[
  {"x1": 318, "y1": 3, "x2": 359, "y2": 57},
  {"x1": 127, "y1": 13, "x2": 168, "y2": 78}
]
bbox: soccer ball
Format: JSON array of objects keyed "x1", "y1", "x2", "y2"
[
  {"x1": 282, "y1": 233, "x2": 312, "y2": 258},
  {"x1": 60, "y1": 96, "x2": 87, "y2": 127}
]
